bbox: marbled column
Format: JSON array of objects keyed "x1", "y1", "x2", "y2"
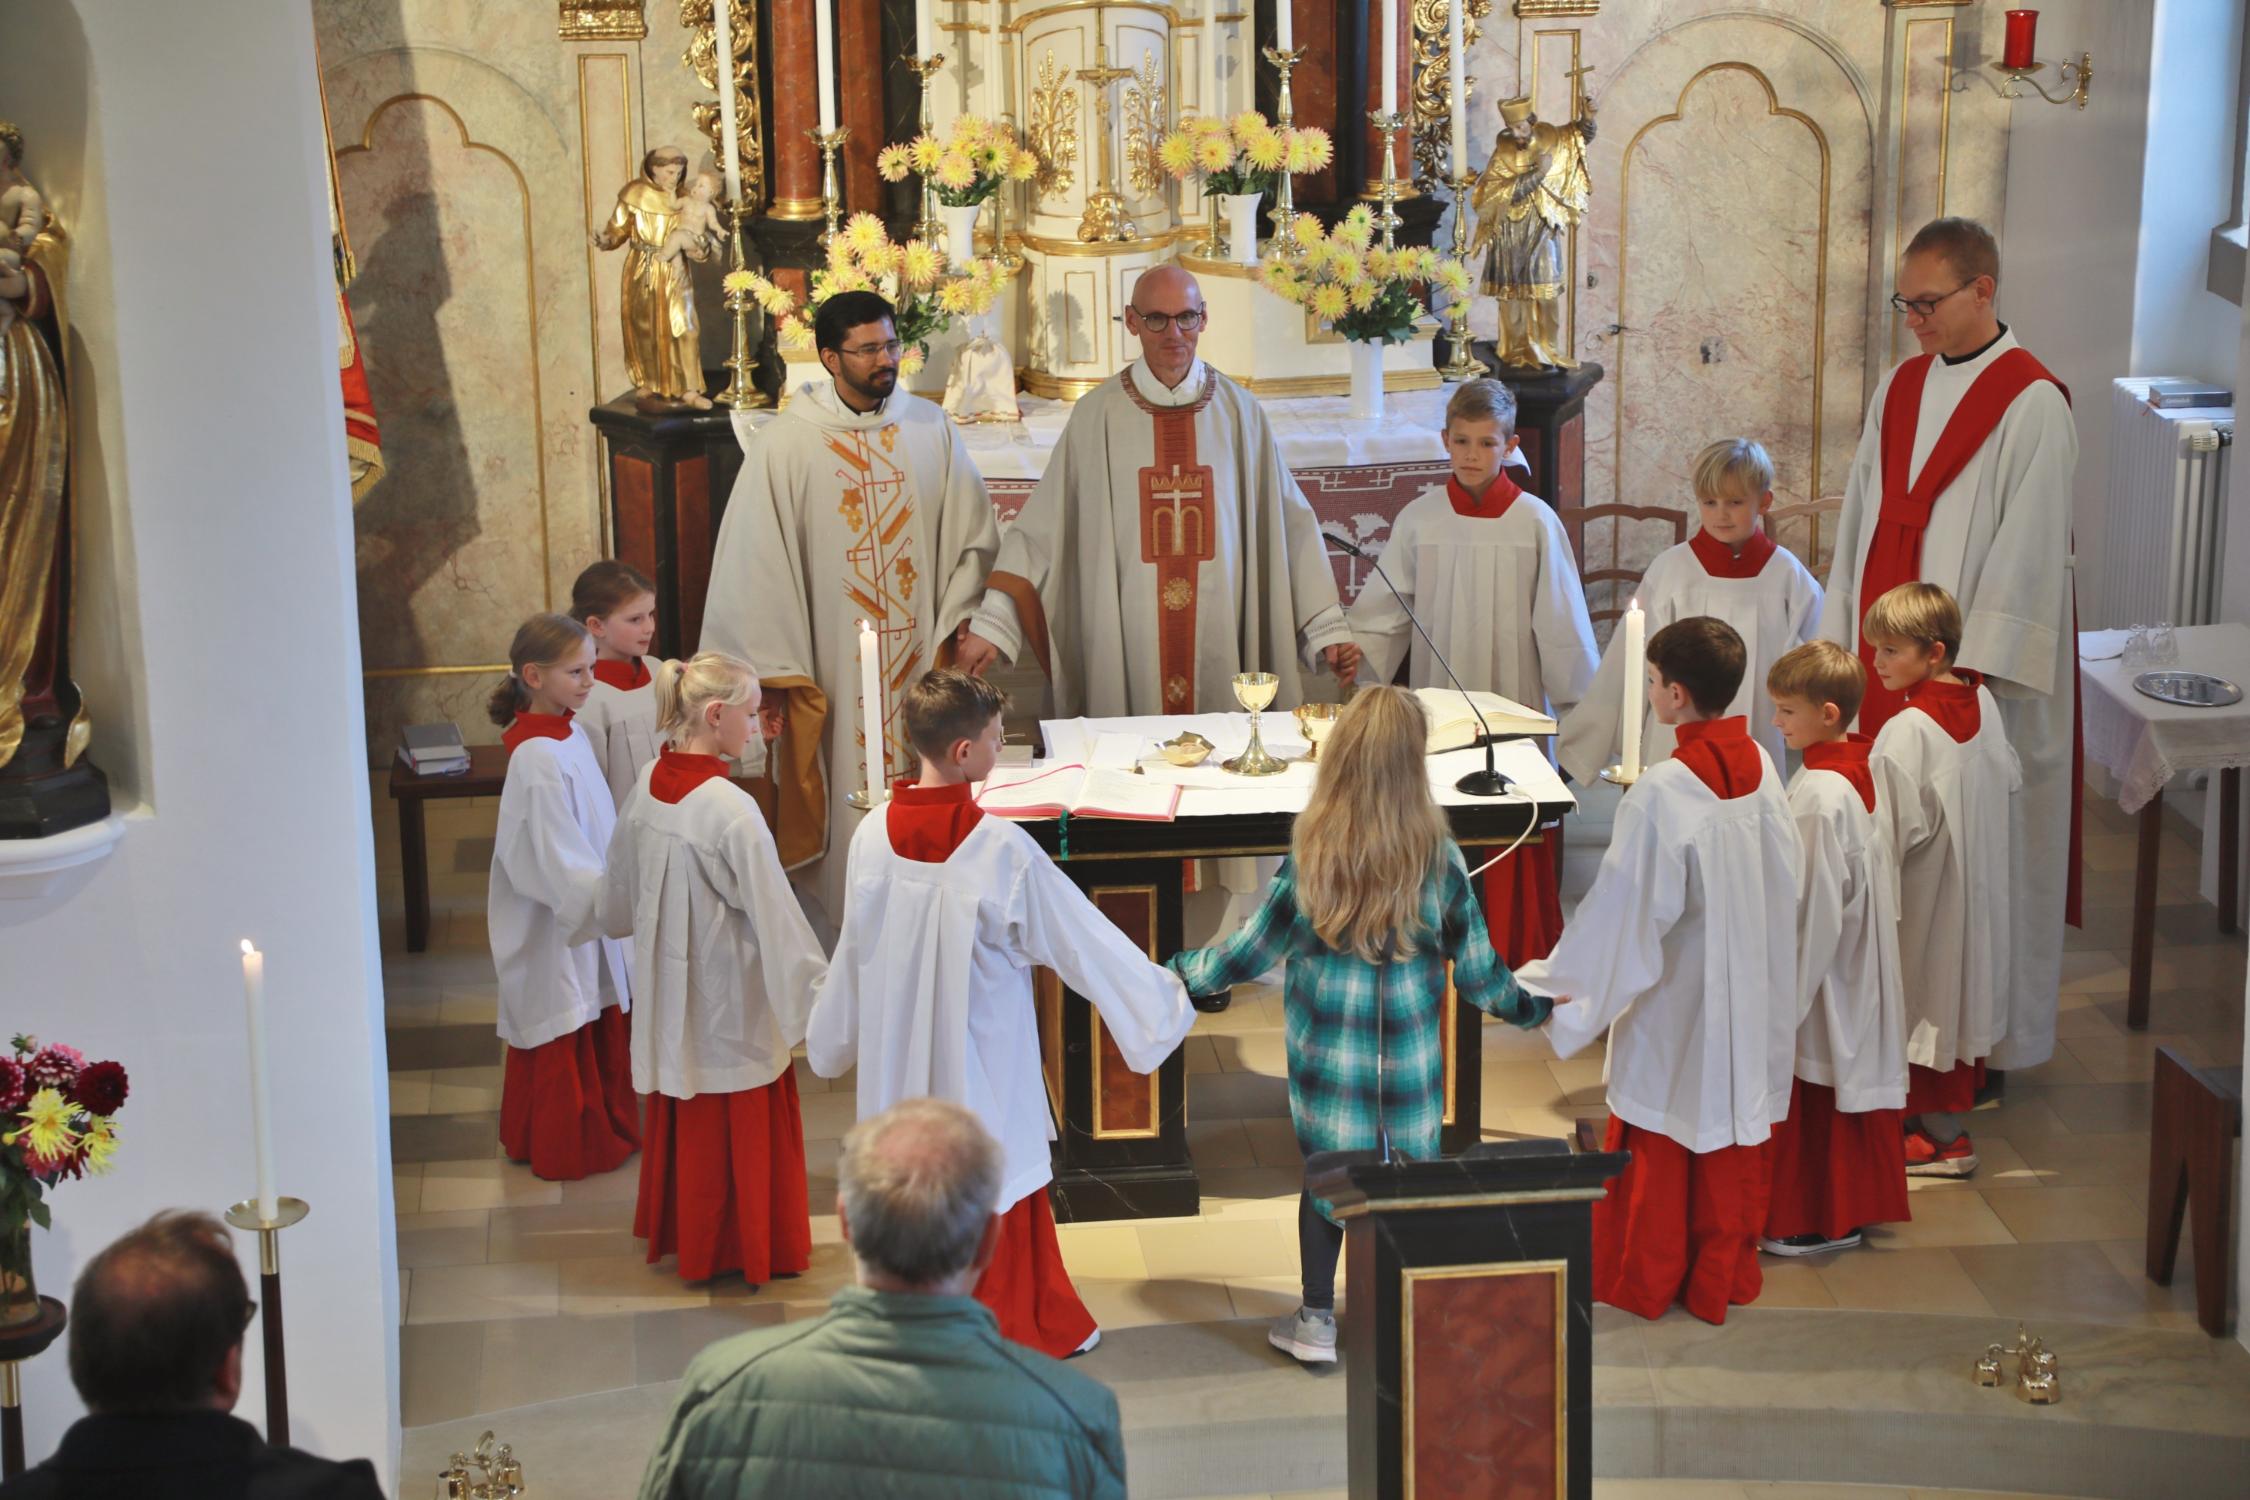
[
  {"x1": 767, "y1": 0, "x2": 825, "y2": 218},
  {"x1": 839, "y1": 0, "x2": 887, "y2": 216}
]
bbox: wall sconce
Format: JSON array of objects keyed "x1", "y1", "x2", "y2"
[{"x1": 1974, "y1": 9, "x2": 2092, "y2": 109}]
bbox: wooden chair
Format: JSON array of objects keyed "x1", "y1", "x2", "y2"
[
  {"x1": 1550, "y1": 501, "x2": 1689, "y2": 632},
  {"x1": 1767, "y1": 494, "x2": 1845, "y2": 584},
  {"x1": 2147, "y1": 1046, "x2": 2242, "y2": 1336}
]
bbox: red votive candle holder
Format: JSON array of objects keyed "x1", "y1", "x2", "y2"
[{"x1": 2003, "y1": 9, "x2": 2039, "y2": 71}]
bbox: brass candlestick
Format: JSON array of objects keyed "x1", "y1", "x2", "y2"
[
  {"x1": 810, "y1": 125, "x2": 851, "y2": 249},
  {"x1": 1368, "y1": 109, "x2": 1406, "y2": 251},
  {"x1": 1222, "y1": 672, "x2": 1288, "y2": 776},
  {"x1": 1075, "y1": 41, "x2": 1137, "y2": 242},
  {"x1": 437, "y1": 1431, "x2": 527, "y2": 1499},
  {"x1": 718, "y1": 197, "x2": 770, "y2": 409},
  {"x1": 904, "y1": 52, "x2": 949, "y2": 244},
  {"x1": 1440, "y1": 171, "x2": 1490, "y2": 382},
  {"x1": 1262, "y1": 44, "x2": 1305, "y2": 259},
  {"x1": 224, "y1": 1196, "x2": 310, "y2": 1446}
]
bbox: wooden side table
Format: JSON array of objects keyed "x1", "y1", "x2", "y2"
[
  {"x1": 386, "y1": 746, "x2": 509, "y2": 954},
  {"x1": 0, "y1": 1296, "x2": 68, "y2": 1477}
]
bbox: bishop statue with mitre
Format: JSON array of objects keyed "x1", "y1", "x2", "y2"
[{"x1": 1470, "y1": 89, "x2": 1595, "y2": 372}]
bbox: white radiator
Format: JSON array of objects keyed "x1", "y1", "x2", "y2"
[{"x1": 2101, "y1": 378, "x2": 2232, "y2": 628}]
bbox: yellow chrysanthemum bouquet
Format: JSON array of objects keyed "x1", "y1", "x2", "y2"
[
  {"x1": 775, "y1": 213, "x2": 1007, "y2": 378},
  {"x1": 1157, "y1": 110, "x2": 1334, "y2": 198},
  {"x1": 1258, "y1": 207, "x2": 1472, "y2": 345},
  {"x1": 877, "y1": 115, "x2": 1040, "y2": 207}
]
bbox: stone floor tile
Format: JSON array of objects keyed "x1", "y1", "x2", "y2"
[
  {"x1": 398, "y1": 1319, "x2": 486, "y2": 1426},
  {"x1": 396, "y1": 1210, "x2": 491, "y2": 1270},
  {"x1": 1810, "y1": 1246, "x2": 1994, "y2": 1317},
  {"x1": 1056, "y1": 1222, "x2": 1152, "y2": 1280},
  {"x1": 393, "y1": 1164, "x2": 424, "y2": 1216},
  {"x1": 406, "y1": 1261, "x2": 560, "y2": 1325},
  {"x1": 1138, "y1": 1216, "x2": 1295, "y2": 1280},
  {"x1": 1186, "y1": 1119, "x2": 1258, "y2": 1170},
  {"x1": 1075, "y1": 1275, "x2": 1237, "y2": 1330},
  {"x1": 426, "y1": 1064, "x2": 504, "y2": 1113},
  {"x1": 1225, "y1": 1275, "x2": 1305, "y2": 1321},
  {"x1": 631, "y1": 1300, "x2": 789, "y2": 1384},
  {"x1": 557, "y1": 1160, "x2": 644, "y2": 1205},
  {"x1": 389, "y1": 1071, "x2": 433, "y2": 1117},
  {"x1": 556, "y1": 1254, "x2": 712, "y2": 1317},
  {"x1": 1242, "y1": 1116, "x2": 1304, "y2": 1168},
  {"x1": 478, "y1": 1312, "x2": 638, "y2": 1411},
  {"x1": 1979, "y1": 1186, "x2": 2147, "y2": 1244},
  {"x1": 2005, "y1": 1130, "x2": 2153, "y2": 1188},
  {"x1": 1858, "y1": 1190, "x2": 2015, "y2": 1250},
  {"x1": 2062, "y1": 1031, "x2": 2215, "y2": 1084},
  {"x1": 2035, "y1": 1082, "x2": 2154, "y2": 1136},
  {"x1": 1212, "y1": 1030, "x2": 1288, "y2": 1075},
  {"x1": 420, "y1": 1158, "x2": 562, "y2": 1213},
  {"x1": 487, "y1": 1197, "x2": 650, "y2": 1264},
  {"x1": 1950, "y1": 1240, "x2": 2187, "y2": 1327},
  {"x1": 1751, "y1": 1260, "x2": 1837, "y2": 1309},
  {"x1": 796, "y1": 1088, "x2": 859, "y2": 1141}
]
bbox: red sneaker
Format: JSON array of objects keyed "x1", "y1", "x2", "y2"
[{"x1": 1903, "y1": 1126, "x2": 1978, "y2": 1179}]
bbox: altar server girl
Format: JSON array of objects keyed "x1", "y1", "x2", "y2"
[
  {"x1": 602, "y1": 652, "x2": 828, "y2": 1283},
  {"x1": 570, "y1": 560, "x2": 666, "y2": 809},
  {"x1": 487, "y1": 612, "x2": 640, "y2": 1181},
  {"x1": 1167, "y1": 686, "x2": 1552, "y2": 1368}
]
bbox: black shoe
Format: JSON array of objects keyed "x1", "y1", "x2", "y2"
[
  {"x1": 1189, "y1": 988, "x2": 1232, "y2": 1014},
  {"x1": 1759, "y1": 1229, "x2": 1863, "y2": 1256},
  {"x1": 1973, "y1": 1069, "x2": 2006, "y2": 1112}
]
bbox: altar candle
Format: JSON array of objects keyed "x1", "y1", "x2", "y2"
[
  {"x1": 816, "y1": 0, "x2": 839, "y2": 133},
  {"x1": 1380, "y1": 0, "x2": 1398, "y2": 115},
  {"x1": 916, "y1": 0, "x2": 936, "y2": 63},
  {"x1": 1277, "y1": 0, "x2": 1292, "y2": 55},
  {"x1": 987, "y1": 2, "x2": 1003, "y2": 116},
  {"x1": 1619, "y1": 598, "x2": 1646, "y2": 781},
  {"x1": 858, "y1": 619, "x2": 886, "y2": 805},
  {"x1": 1446, "y1": 0, "x2": 1468, "y2": 176},
  {"x1": 2002, "y1": 10, "x2": 2038, "y2": 71},
  {"x1": 1204, "y1": 0, "x2": 1222, "y2": 119},
  {"x1": 240, "y1": 940, "x2": 278, "y2": 1223},
  {"x1": 712, "y1": 0, "x2": 745, "y2": 204}
]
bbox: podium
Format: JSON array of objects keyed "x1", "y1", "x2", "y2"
[
  {"x1": 589, "y1": 397, "x2": 747, "y2": 659},
  {"x1": 1311, "y1": 1138, "x2": 1629, "y2": 1500}
]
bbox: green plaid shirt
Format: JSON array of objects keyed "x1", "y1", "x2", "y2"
[{"x1": 1167, "y1": 842, "x2": 1549, "y2": 1172}]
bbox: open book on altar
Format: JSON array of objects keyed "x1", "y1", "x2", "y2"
[
  {"x1": 1417, "y1": 687, "x2": 1556, "y2": 752},
  {"x1": 975, "y1": 764, "x2": 1182, "y2": 822}
]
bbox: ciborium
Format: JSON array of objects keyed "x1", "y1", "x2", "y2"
[{"x1": 1223, "y1": 672, "x2": 1287, "y2": 776}]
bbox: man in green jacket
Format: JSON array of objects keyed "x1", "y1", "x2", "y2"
[{"x1": 638, "y1": 1097, "x2": 1128, "y2": 1499}]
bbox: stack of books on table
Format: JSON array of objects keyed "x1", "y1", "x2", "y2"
[{"x1": 398, "y1": 722, "x2": 471, "y2": 776}]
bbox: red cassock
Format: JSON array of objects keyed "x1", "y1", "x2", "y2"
[{"x1": 1763, "y1": 1079, "x2": 1908, "y2": 1242}]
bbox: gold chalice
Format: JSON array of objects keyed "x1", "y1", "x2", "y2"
[
  {"x1": 1294, "y1": 701, "x2": 1340, "y2": 761},
  {"x1": 1222, "y1": 672, "x2": 1288, "y2": 776}
]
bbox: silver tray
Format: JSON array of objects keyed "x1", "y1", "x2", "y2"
[{"x1": 2133, "y1": 671, "x2": 2245, "y2": 708}]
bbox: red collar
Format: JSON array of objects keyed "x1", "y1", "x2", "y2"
[
  {"x1": 593, "y1": 657, "x2": 650, "y2": 691},
  {"x1": 1687, "y1": 526, "x2": 1778, "y2": 580},
  {"x1": 1903, "y1": 673, "x2": 1982, "y2": 744},
  {"x1": 1671, "y1": 716, "x2": 1763, "y2": 799},
  {"x1": 1801, "y1": 733, "x2": 1876, "y2": 813},
  {"x1": 502, "y1": 711, "x2": 574, "y2": 754},
  {"x1": 887, "y1": 778, "x2": 987, "y2": 862},
  {"x1": 1447, "y1": 472, "x2": 1522, "y2": 519},
  {"x1": 649, "y1": 747, "x2": 732, "y2": 804}
]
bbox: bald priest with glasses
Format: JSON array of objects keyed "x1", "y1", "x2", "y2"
[{"x1": 955, "y1": 265, "x2": 1361, "y2": 713}]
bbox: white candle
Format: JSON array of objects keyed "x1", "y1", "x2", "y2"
[
  {"x1": 240, "y1": 940, "x2": 278, "y2": 1222},
  {"x1": 1446, "y1": 0, "x2": 1468, "y2": 176},
  {"x1": 1277, "y1": 0, "x2": 1292, "y2": 55},
  {"x1": 858, "y1": 619, "x2": 886, "y2": 805},
  {"x1": 816, "y1": 0, "x2": 839, "y2": 133},
  {"x1": 1620, "y1": 598, "x2": 1647, "y2": 781},
  {"x1": 986, "y1": 2, "x2": 1002, "y2": 117},
  {"x1": 1380, "y1": 0, "x2": 1398, "y2": 115},
  {"x1": 713, "y1": 0, "x2": 745, "y2": 205},
  {"x1": 1204, "y1": 0, "x2": 1222, "y2": 119},
  {"x1": 916, "y1": 0, "x2": 936, "y2": 62}
]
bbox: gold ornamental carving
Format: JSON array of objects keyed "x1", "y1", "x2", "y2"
[
  {"x1": 1411, "y1": 0, "x2": 1493, "y2": 189},
  {"x1": 1122, "y1": 52, "x2": 1168, "y2": 198},
  {"x1": 679, "y1": 0, "x2": 763, "y2": 207},
  {"x1": 1513, "y1": 0, "x2": 1598, "y2": 15},
  {"x1": 559, "y1": 1, "x2": 648, "y2": 39},
  {"x1": 1029, "y1": 52, "x2": 1081, "y2": 200},
  {"x1": 1075, "y1": 42, "x2": 1137, "y2": 241}
]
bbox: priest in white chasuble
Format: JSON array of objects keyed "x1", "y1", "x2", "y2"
[
  {"x1": 956, "y1": 266, "x2": 1360, "y2": 713},
  {"x1": 702, "y1": 290, "x2": 1000, "y2": 936},
  {"x1": 1819, "y1": 218, "x2": 2078, "y2": 1073}
]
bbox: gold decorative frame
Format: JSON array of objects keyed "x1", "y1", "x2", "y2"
[
  {"x1": 559, "y1": 1, "x2": 648, "y2": 39},
  {"x1": 1088, "y1": 883, "x2": 1163, "y2": 1139},
  {"x1": 1513, "y1": 0, "x2": 1597, "y2": 14},
  {"x1": 1400, "y1": 1259, "x2": 1569, "y2": 1499}
]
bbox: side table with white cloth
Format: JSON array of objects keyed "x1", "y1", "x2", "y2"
[
  {"x1": 980, "y1": 714, "x2": 1575, "y2": 1221},
  {"x1": 2077, "y1": 623, "x2": 2250, "y2": 1031}
]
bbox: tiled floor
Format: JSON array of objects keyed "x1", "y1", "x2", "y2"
[{"x1": 372, "y1": 776, "x2": 2245, "y2": 1492}]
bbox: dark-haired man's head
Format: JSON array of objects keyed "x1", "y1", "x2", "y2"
[
  {"x1": 67, "y1": 1212, "x2": 252, "y2": 1414},
  {"x1": 816, "y1": 290, "x2": 902, "y2": 412},
  {"x1": 1645, "y1": 616, "x2": 1747, "y2": 726}
]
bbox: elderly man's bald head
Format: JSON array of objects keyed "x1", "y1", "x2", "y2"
[{"x1": 1126, "y1": 264, "x2": 1208, "y2": 388}]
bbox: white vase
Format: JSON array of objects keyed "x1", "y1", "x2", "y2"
[
  {"x1": 1220, "y1": 192, "x2": 1263, "y2": 264},
  {"x1": 940, "y1": 202, "x2": 983, "y2": 272},
  {"x1": 1348, "y1": 339, "x2": 1385, "y2": 420}
]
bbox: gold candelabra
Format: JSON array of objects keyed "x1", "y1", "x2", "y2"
[
  {"x1": 1441, "y1": 171, "x2": 1490, "y2": 382},
  {"x1": 718, "y1": 197, "x2": 770, "y2": 408},
  {"x1": 904, "y1": 52, "x2": 948, "y2": 244},
  {"x1": 1262, "y1": 44, "x2": 1306, "y2": 260},
  {"x1": 1368, "y1": 109, "x2": 1406, "y2": 251},
  {"x1": 810, "y1": 125, "x2": 850, "y2": 249},
  {"x1": 1075, "y1": 42, "x2": 1137, "y2": 242}
]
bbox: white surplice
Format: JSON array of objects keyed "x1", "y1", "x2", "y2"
[
  {"x1": 1785, "y1": 765, "x2": 1906, "y2": 1112},
  {"x1": 1558, "y1": 539, "x2": 1823, "y2": 784},
  {"x1": 1819, "y1": 329, "x2": 2078, "y2": 1069},
  {"x1": 971, "y1": 358, "x2": 1353, "y2": 717},
  {"x1": 805, "y1": 809, "x2": 1194, "y2": 1210},
  {"x1": 576, "y1": 657, "x2": 664, "y2": 810},
  {"x1": 1868, "y1": 689, "x2": 2021, "y2": 1075},
  {"x1": 1348, "y1": 483, "x2": 1600, "y2": 715},
  {"x1": 1517, "y1": 752, "x2": 1802, "y2": 1151},
  {"x1": 489, "y1": 726, "x2": 633, "y2": 1050},
  {"x1": 601, "y1": 767, "x2": 830, "y2": 1098},
  {"x1": 701, "y1": 381, "x2": 1000, "y2": 936}
]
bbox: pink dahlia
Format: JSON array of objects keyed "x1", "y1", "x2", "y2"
[{"x1": 25, "y1": 1044, "x2": 85, "y2": 1091}]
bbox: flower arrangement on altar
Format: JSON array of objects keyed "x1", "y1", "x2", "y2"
[
  {"x1": 1, "y1": 1037, "x2": 128, "y2": 1319},
  {"x1": 1157, "y1": 111, "x2": 1334, "y2": 198},
  {"x1": 775, "y1": 214, "x2": 1008, "y2": 379},
  {"x1": 1259, "y1": 206, "x2": 1471, "y2": 345},
  {"x1": 877, "y1": 116, "x2": 1039, "y2": 207}
]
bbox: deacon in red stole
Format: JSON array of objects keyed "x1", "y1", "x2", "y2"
[
  {"x1": 806, "y1": 671, "x2": 1195, "y2": 1357},
  {"x1": 1821, "y1": 218, "x2": 2078, "y2": 1074},
  {"x1": 1519, "y1": 619, "x2": 1801, "y2": 1325}
]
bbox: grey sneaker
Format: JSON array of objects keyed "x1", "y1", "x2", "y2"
[{"x1": 1268, "y1": 1305, "x2": 1338, "y2": 1365}]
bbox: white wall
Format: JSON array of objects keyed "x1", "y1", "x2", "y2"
[
  {"x1": 0, "y1": 0, "x2": 398, "y2": 1483},
  {"x1": 2133, "y1": 0, "x2": 2245, "y2": 384}
]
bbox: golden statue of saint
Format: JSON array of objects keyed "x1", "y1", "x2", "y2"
[
  {"x1": 594, "y1": 146, "x2": 716, "y2": 410},
  {"x1": 1469, "y1": 93, "x2": 1595, "y2": 372}
]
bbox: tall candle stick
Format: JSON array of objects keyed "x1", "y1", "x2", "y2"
[
  {"x1": 816, "y1": 0, "x2": 839, "y2": 132},
  {"x1": 240, "y1": 940, "x2": 278, "y2": 1222},
  {"x1": 858, "y1": 619, "x2": 886, "y2": 806},
  {"x1": 1619, "y1": 599, "x2": 1647, "y2": 781},
  {"x1": 916, "y1": 0, "x2": 936, "y2": 62},
  {"x1": 1380, "y1": 0, "x2": 1398, "y2": 116},
  {"x1": 987, "y1": 1, "x2": 1002, "y2": 116},
  {"x1": 1446, "y1": 0, "x2": 1468, "y2": 176},
  {"x1": 712, "y1": 0, "x2": 745, "y2": 204},
  {"x1": 1204, "y1": 0, "x2": 1222, "y2": 119},
  {"x1": 1276, "y1": 0, "x2": 1292, "y2": 56}
]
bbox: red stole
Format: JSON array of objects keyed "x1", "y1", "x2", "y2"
[
  {"x1": 503, "y1": 711, "x2": 573, "y2": 754},
  {"x1": 887, "y1": 779, "x2": 987, "y2": 861},
  {"x1": 650, "y1": 748, "x2": 730, "y2": 804},
  {"x1": 594, "y1": 657, "x2": 651, "y2": 691},
  {"x1": 1801, "y1": 734, "x2": 1876, "y2": 813},
  {"x1": 1448, "y1": 472, "x2": 1522, "y2": 519},
  {"x1": 1903, "y1": 673, "x2": 1982, "y2": 745},
  {"x1": 1672, "y1": 717, "x2": 1762, "y2": 799},
  {"x1": 1126, "y1": 368, "x2": 1218, "y2": 711},
  {"x1": 1687, "y1": 526, "x2": 1777, "y2": 580}
]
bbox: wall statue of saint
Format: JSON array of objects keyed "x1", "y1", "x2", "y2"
[
  {"x1": 1469, "y1": 92, "x2": 1595, "y2": 372},
  {"x1": 593, "y1": 145, "x2": 720, "y2": 411}
]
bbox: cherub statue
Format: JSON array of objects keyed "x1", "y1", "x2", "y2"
[
  {"x1": 0, "y1": 123, "x2": 42, "y2": 277},
  {"x1": 664, "y1": 170, "x2": 727, "y2": 268}
]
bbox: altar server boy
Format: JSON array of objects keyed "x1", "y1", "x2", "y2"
[
  {"x1": 487, "y1": 612, "x2": 640, "y2": 1181},
  {"x1": 1863, "y1": 583, "x2": 2020, "y2": 1179},
  {"x1": 1349, "y1": 378, "x2": 1600, "y2": 963},
  {"x1": 570, "y1": 560, "x2": 667, "y2": 809},
  {"x1": 1758, "y1": 641, "x2": 1909, "y2": 1256},
  {"x1": 603, "y1": 652, "x2": 828, "y2": 1283},
  {"x1": 1559, "y1": 439, "x2": 1823, "y2": 783},
  {"x1": 806, "y1": 669, "x2": 1195, "y2": 1358},
  {"x1": 1518, "y1": 616, "x2": 1802, "y2": 1325}
]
